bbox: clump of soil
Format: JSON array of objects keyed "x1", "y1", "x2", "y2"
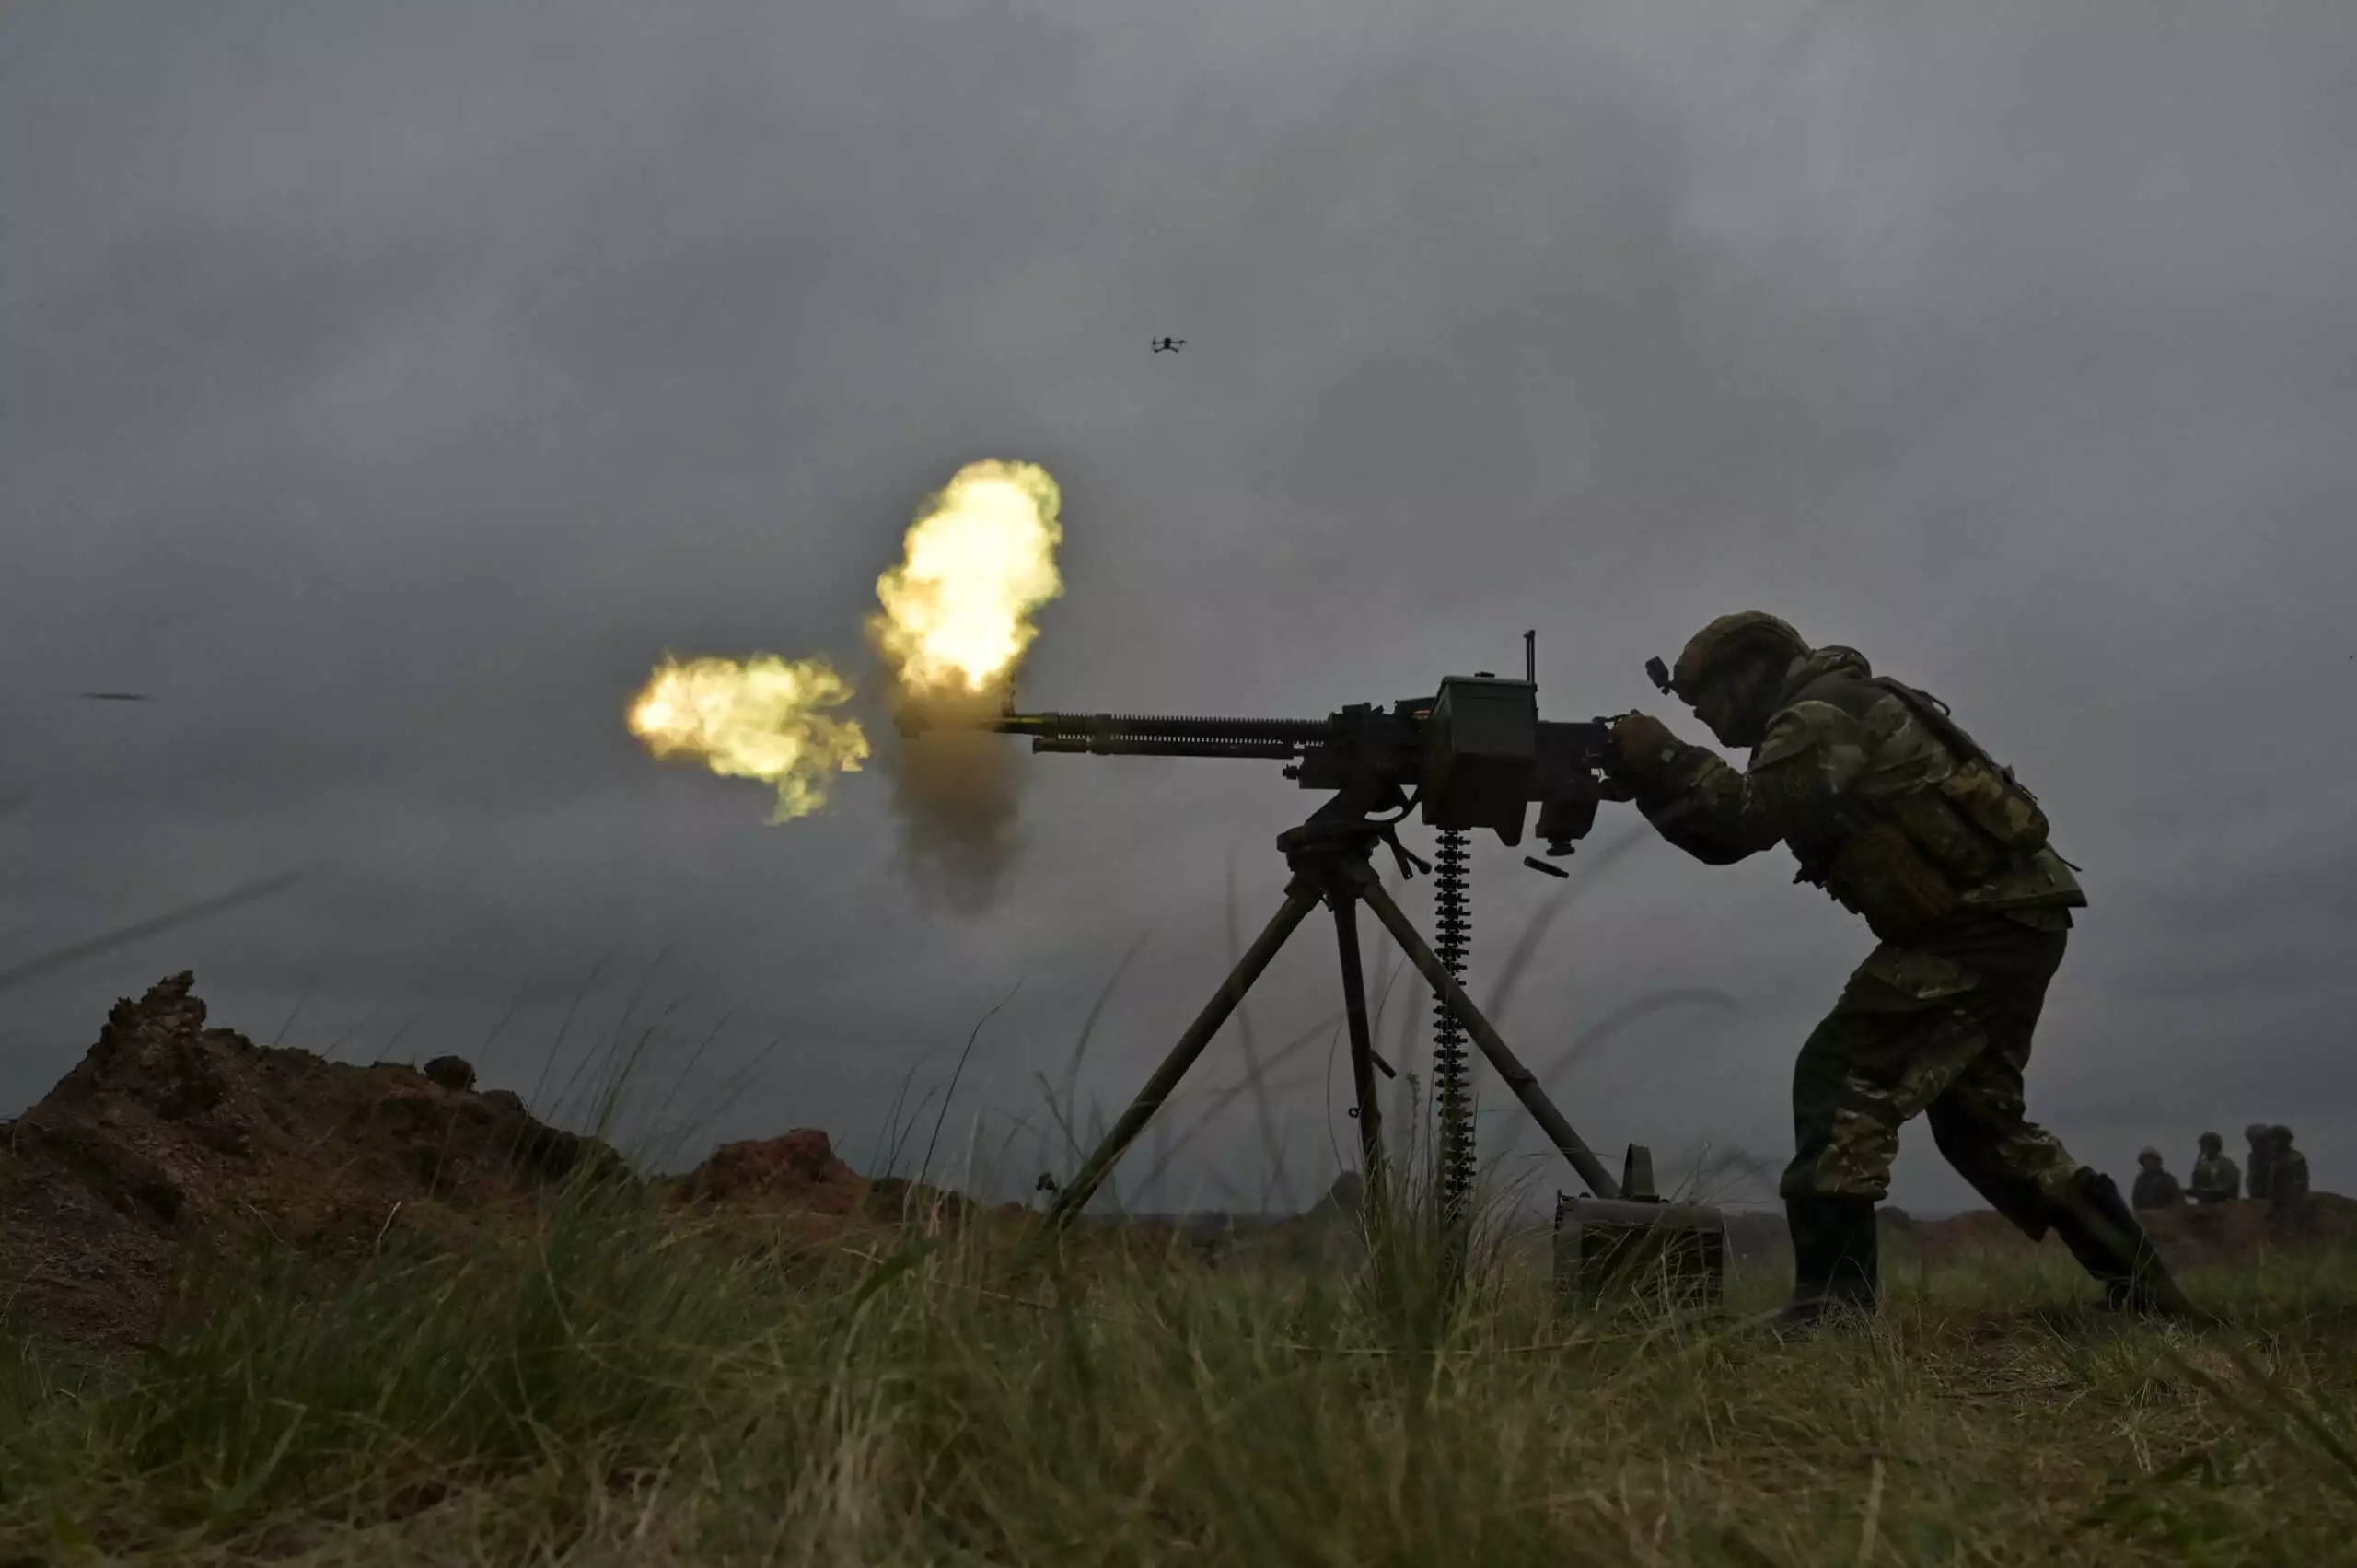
[
  {"x1": 668, "y1": 1128, "x2": 1028, "y2": 1252},
  {"x1": 0, "y1": 973, "x2": 1026, "y2": 1359},
  {"x1": 0, "y1": 972, "x2": 625, "y2": 1358},
  {"x1": 673, "y1": 1129, "x2": 869, "y2": 1211}
]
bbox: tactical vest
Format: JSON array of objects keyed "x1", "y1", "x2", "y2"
[{"x1": 1798, "y1": 677, "x2": 2061, "y2": 942}]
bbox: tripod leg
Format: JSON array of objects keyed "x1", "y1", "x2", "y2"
[
  {"x1": 1046, "y1": 883, "x2": 1323, "y2": 1229},
  {"x1": 1355, "y1": 872, "x2": 1623, "y2": 1200},
  {"x1": 1327, "y1": 892, "x2": 1387, "y2": 1202}
]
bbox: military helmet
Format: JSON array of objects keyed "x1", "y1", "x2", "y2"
[
  {"x1": 2246, "y1": 1123, "x2": 2270, "y2": 1142},
  {"x1": 2270, "y1": 1124, "x2": 2294, "y2": 1144},
  {"x1": 2138, "y1": 1147, "x2": 2163, "y2": 1164},
  {"x1": 2199, "y1": 1131, "x2": 2223, "y2": 1151},
  {"x1": 1667, "y1": 612, "x2": 1807, "y2": 700}
]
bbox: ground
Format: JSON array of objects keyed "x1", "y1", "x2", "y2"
[{"x1": 4, "y1": 976, "x2": 2352, "y2": 1564}]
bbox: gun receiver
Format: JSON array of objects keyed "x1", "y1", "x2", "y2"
[{"x1": 902, "y1": 676, "x2": 1618, "y2": 856}]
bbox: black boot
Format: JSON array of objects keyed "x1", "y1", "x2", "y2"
[
  {"x1": 2047, "y1": 1168, "x2": 2195, "y2": 1317},
  {"x1": 1776, "y1": 1195, "x2": 1880, "y2": 1329}
]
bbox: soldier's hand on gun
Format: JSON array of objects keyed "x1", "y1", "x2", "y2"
[{"x1": 1604, "y1": 711, "x2": 1679, "y2": 795}]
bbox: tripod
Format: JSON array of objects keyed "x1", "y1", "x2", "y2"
[{"x1": 1045, "y1": 793, "x2": 1625, "y2": 1228}]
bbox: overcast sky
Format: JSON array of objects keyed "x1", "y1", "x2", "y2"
[{"x1": 6, "y1": 1, "x2": 2354, "y2": 1215}]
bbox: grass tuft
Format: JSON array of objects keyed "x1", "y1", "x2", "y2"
[{"x1": 7, "y1": 1164, "x2": 2357, "y2": 1562}]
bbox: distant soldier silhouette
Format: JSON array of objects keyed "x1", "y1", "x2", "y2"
[
  {"x1": 2131, "y1": 1149, "x2": 2186, "y2": 1210},
  {"x1": 2267, "y1": 1126, "x2": 2309, "y2": 1208},
  {"x1": 2245, "y1": 1123, "x2": 2276, "y2": 1201},
  {"x1": 2188, "y1": 1131, "x2": 2241, "y2": 1204}
]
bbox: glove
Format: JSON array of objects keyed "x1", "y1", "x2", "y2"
[{"x1": 1607, "y1": 711, "x2": 1682, "y2": 786}]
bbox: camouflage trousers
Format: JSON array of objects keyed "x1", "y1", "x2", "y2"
[{"x1": 1782, "y1": 909, "x2": 2085, "y2": 1225}]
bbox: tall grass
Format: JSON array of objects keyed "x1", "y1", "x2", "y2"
[
  {"x1": 13, "y1": 845, "x2": 2352, "y2": 1561},
  {"x1": 6, "y1": 1166, "x2": 2357, "y2": 1564}
]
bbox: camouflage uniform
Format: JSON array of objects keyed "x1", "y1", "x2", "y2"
[
  {"x1": 2188, "y1": 1146, "x2": 2241, "y2": 1204},
  {"x1": 2245, "y1": 1124, "x2": 2275, "y2": 1202},
  {"x1": 2269, "y1": 1128, "x2": 2309, "y2": 1206},
  {"x1": 1624, "y1": 642, "x2": 2091, "y2": 1221},
  {"x1": 2132, "y1": 1154, "x2": 2185, "y2": 1211}
]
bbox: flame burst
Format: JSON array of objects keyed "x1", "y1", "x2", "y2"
[
  {"x1": 868, "y1": 459, "x2": 1064, "y2": 708},
  {"x1": 627, "y1": 654, "x2": 871, "y2": 822},
  {"x1": 866, "y1": 459, "x2": 1064, "y2": 912},
  {"x1": 623, "y1": 458, "x2": 1062, "y2": 889}
]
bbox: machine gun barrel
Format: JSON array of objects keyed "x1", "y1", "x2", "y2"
[
  {"x1": 994, "y1": 711, "x2": 1333, "y2": 749},
  {"x1": 1031, "y1": 737, "x2": 1305, "y2": 759}
]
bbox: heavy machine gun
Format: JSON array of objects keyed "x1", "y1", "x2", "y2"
[
  {"x1": 900, "y1": 632, "x2": 1724, "y2": 1305},
  {"x1": 974, "y1": 635, "x2": 1614, "y2": 865}
]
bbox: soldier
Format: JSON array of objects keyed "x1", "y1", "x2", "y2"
[
  {"x1": 2268, "y1": 1125, "x2": 2310, "y2": 1207},
  {"x1": 2245, "y1": 1122, "x2": 2275, "y2": 1201},
  {"x1": 2132, "y1": 1148, "x2": 2186, "y2": 1210},
  {"x1": 1605, "y1": 613, "x2": 2191, "y2": 1324},
  {"x1": 2188, "y1": 1131, "x2": 2241, "y2": 1204}
]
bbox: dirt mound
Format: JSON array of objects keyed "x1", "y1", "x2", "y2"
[
  {"x1": 0, "y1": 972, "x2": 627, "y2": 1357},
  {"x1": 1, "y1": 975, "x2": 1059, "y2": 1360},
  {"x1": 667, "y1": 1130, "x2": 1028, "y2": 1250},
  {"x1": 675, "y1": 1130, "x2": 867, "y2": 1210}
]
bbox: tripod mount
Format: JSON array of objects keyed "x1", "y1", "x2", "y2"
[{"x1": 1041, "y1": 788, "x2": 1624, "y2": 1228}]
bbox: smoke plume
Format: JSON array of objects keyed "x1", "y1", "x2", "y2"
[{"x1": 866, "y1": 459, "x2": 1066, "y2": 910}]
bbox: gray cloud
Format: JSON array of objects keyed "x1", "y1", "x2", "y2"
[{"x1": 6, "y1": 0, "x2": 2355, "y2": 1215}]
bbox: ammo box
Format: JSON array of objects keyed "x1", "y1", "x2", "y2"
[{"x1": 1553, "y1": 1145, "x2": 1727, "y2": 1310}]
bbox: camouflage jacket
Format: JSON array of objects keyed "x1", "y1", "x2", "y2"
[
  {"x1": 2189, "y1": 1153, "x2": 2241, "y2": 1203},
  {"x1": 2272, "y1": 1150, "x2": 2310, "y2": 1203},
  {"x1": 2131, "y1": 1167, "x2": 2186, "y2": 1210},
  {"x1": 1631, "y1": 646, "x2": 2086, "y2": 941},
  {"x1": 2247, "y1": 1147, "x2": 2275, "y2": 1201}
]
